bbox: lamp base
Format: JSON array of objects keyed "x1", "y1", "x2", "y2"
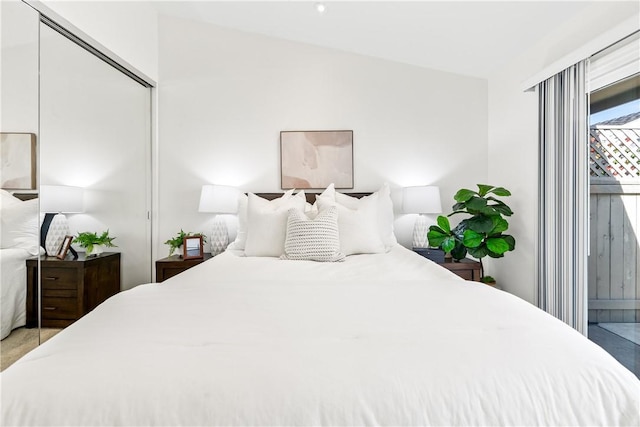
[
  {"x1": 412, "y1": 214, "x2": 429, "y2": 248},
  {"x1": 210, "y1": 216, "x2": 229, "y2": 256},
  {"x1": 44, "y1": 213, "x2": 70, "y2": 256}
]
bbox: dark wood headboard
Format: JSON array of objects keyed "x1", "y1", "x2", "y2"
[
  {"x1": 12, "y1": 192, "x2": 38, "y2": 201},
  {"x1": 255, "y1": 192, "x2": 371, "y2": 204}
]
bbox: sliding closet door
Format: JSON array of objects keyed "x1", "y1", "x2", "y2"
[{"x1": 39, "y1": 23, "x2": 152, "y2": 289}]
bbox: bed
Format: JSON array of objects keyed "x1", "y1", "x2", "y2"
[
  {"x1": 1, "y1": 186, "x2": 639, "y2": 426},
  {"x1": 1, "y1": 190, "x2": 40, "y2": 340}
]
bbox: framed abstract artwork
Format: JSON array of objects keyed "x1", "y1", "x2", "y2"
[
  {"x1": 0, "y1": 133, "x2": 36, "y2": 190},
  {"x1": 280, "y1": 130, "x2": 354, "y2": 189}
]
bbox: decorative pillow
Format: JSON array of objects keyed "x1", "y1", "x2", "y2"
[
  {"x1": 244, "y1": 191, "x2": 307, "y2": 257},
  {"x1": 0, "y1": 189, "x2": 22, "y2": 209},
  {"x1": 282, "y1": 206, "x2": 345, "y2": 262},
  {"x1": 227, "y1": 189, "x2": 294, "y2": 251},
  {"x1": 0, "y1": 198, "x2": 41, "y2": 255},
  {"x1": 316, "y1": 193, "x2": 385, "y2": 256},
  {"x1": 335, "y1": 182, "x2": 397, "y2": 250}
]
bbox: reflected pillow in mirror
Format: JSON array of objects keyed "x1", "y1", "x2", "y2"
[{"x1": 1, "y1": 198, "x2": 40, "y2": 255}]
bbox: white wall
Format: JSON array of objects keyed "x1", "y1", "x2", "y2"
[
  {"x1": 156, "y1": 15, "x2": 488, "y2": 257},
  {"x1": 37, "y1": 0, "x2": 158, "y2": 82},
  {"x1": 1, "y1": 0, "x2": 39, "y2": 135},
  {"x1": 487, "y1": 2, "x2": 640, "y2": 303}
]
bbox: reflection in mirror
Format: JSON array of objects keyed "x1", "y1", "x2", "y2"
[
  {"x1": 38, "y1": 21, "x2": 152, "y2": 335},
  {"x1": 0, "y1": 1, "x2": 40, "y2": 371},
  {"x1": 0, "y1": 1, "x2": 153, "y2": 370}
]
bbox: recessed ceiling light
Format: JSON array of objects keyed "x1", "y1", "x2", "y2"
[{"x1": 315, "y1": 2, "x2": 326, "y2": 14}]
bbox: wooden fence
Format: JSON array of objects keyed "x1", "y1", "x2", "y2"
[{"x1": 588, "y1": 183, "x2": 640, "y2": 323}]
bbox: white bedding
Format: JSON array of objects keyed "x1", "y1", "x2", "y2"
[
  {"x1": 0, "y1": 248, "x2": 30, "y2": 340},
  {"x1": 1, "y1": 246, "x2": 639, "y2": 426}
]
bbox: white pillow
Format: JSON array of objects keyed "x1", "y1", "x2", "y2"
[
  {"x1": 227, "y1": 189, "x2": 294, "y2": 251},
  {"x1": 282, "y1": 206, "x2": 345, "y2": 262},
  {"x1": 0, "y1": 189, "x2": 22, "y2": 209},
  {"x1": 1, "y1": 198, "x2": 41, "y2": 255},
  {"x1": 244, "y1": 191, "x2": 306, "y2": 257},
  {"x1": 316, "y1": 193, "x2": 385, "y2": 256},
  {"x1": 335, "y1": 182, "x2": 397, "y2": 250}
]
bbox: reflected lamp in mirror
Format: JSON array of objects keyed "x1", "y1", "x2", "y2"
[
  {"x1": 402, "y1": 185, "x2": 442, "y2": 248},
  {"x1": 40, "y1": 185, "x2": 84, "y2": 256},
  {"x1": 198, "y1": 184, "x2": 239, "y2": 256}
]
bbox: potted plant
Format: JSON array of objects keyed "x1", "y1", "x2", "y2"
[
  {"x1": 73, "y1": 230, "x2": 117, "y2": 257},
  {"x1": 165, "y1": 229, "x2": 207, "y2": 257},
  {"x1": 427, "y1": 184, "x2": 516, "y2": 280}
]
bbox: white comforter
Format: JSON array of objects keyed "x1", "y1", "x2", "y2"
[
  {"x1": 2, "y1": 246, "x2": 639, "y2": 426},
  {"x1": 0, "y1": 248, "x2": 30, "y2": 340}
]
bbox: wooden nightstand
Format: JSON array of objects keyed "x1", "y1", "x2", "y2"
[
  {"x1": 439, "y1": 258, "x2": 482, "y2": 282},
  {"x1": 26, "y1": 252, "x2": 121, "y2": 328},
  {"x1": 155, "y1": 253, "x2": 213, "y2": 282}
]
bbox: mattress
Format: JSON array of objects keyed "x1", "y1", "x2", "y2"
[
  {"x1": 1, "y1": 246, "x2": 639, "y2": 426},
  {"x1": 0, "y1": 248, "x2": 30, "y2": 340}
]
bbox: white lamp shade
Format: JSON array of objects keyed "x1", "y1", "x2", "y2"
[
  {"x1": 40, "y1": 185, "x2": 84, "y2": 213},
  {"x1": 198, "y1": 185, "x2": 239, "y2": 214},
  {"x1": 402, "y1": 186, "x2": 442, "y2": 214}
]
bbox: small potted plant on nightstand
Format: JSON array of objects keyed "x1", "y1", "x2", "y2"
[
  {"x1": 427, "y1": 184, "x2": 516, "y2": 285},
  {"x1": 74, "y1": 230, "x2": 117, "y2": 257},
  {"x1": 164, "y1": 229, "x2": 207, "y2": 257}
]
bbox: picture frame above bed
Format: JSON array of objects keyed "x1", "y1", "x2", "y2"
[
  {"x1": 280, "y1": 130, "x2": 353, "y2": 190},
  {"x1": 0, "y1": 133, "x2": 36, "y2": 190}
]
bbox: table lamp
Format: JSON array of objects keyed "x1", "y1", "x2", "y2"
[
  {"x1": 40, "y1": 185, "x2": 84, "y2": 257},
  {"x1": 198, "y1": 184, "x2": 240, "y2": 255},
  {"x1": 402, "y1": 185, "x2": 442, "y2": 248}
]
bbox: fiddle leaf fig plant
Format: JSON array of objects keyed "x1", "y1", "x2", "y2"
[{"x1": 427, "y1": 184, "x2": 516, "y2": 267}]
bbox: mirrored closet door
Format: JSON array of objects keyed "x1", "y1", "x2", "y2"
[
  {"x1": 39, "y1": 21, "x2": 153, "y2": 296},
  {"x1": 1, "y1": 3, "x2": 153, "y2": 369}
]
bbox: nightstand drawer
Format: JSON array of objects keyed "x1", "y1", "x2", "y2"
[
  {"x1": 41, "y1": 297, "x2": 80, "y2": 319},
  {"x1": 41, "y1": 268, "x2": 77, "y2": 290}
]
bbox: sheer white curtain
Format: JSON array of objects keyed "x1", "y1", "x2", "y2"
[{"x1": 537, "y1": 61, "x2": 589, "y2": 335}]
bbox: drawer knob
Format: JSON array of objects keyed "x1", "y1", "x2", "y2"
[
  {"x1": 44, "y1": 277, "x2": 58, "y2": 281},
  {"x1": 43, "y1": 306, "x2": 57, "y2": 311}
]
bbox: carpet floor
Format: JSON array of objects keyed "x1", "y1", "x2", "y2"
[{"x1": 1, "y1": 327, "x2": 61, "y2": 372}]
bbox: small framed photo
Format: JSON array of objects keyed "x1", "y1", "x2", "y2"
[
  {"x1": 183, "y1": 235, "x2": 204, "y2": 260},
  {"x1": 56, "y1": 235, "x2": 74, "y2": 260}
]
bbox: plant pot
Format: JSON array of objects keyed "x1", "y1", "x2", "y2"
[
  {"x1": 86, "y1": 245, "x2": 104, "y2": 257},
  {"x1": 170, "y1": 245, "x2": 183, "y2": 258}
]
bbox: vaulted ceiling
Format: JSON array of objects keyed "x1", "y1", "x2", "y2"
[{"x1": 154, "y1": 1, "x2": 639, "y2": 79}]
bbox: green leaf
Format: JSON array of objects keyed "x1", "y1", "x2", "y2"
[
  {"x1": 486, "y1": 237, "x2": 510, "y2": 254},
  {"x1": 454, "y1": 189, "x2": 477, "y2": 202},
  {"x1": 476, "y1": 184, "x2": 494, "y2": 197},
  {"x1": 452, "y1": 202, "x2": 466, "y2": 212},
  {"x1": 450, "y1": 242, "x2": 467, "y2": 260},
  {"x1": 441, "y1": 236, "x2": 456, "y2": 253},
  {"x1": 480, "y1": 205, "x2": 499, "y2": 216},
  {"x1": 466, "y1": 215, "x2": 494, "y2": 233},
  {"x1": 489, "y1": 217, "x2": 509, "y2": 235},
  {"x1": 503, "y1": 235, "x2": 516, "y2": 250},
  {"x1": 463, "y1": 229, "x2": 484, "y2": 248},
  {"x1": 489, "y1": 187, "x2": 511, "y2": 197},
  {"x1": 467, "y1": 245, "x2": 489, "y2": 259},
  {"x1": 492, "y1": 202, "x2": 514, "y2": 216},
  {"x1": 427, "y1": 228, "x2": 448, "y2": 247},
  {"x1": 487, "y1": 250, "x2": 504, "y2": 258},
  {"x1": 465, "y1": 196, "x2": 487, "y2": 212},
  {"x1": 436, "y1": 215, "x2": 451, "y2": 233}
]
